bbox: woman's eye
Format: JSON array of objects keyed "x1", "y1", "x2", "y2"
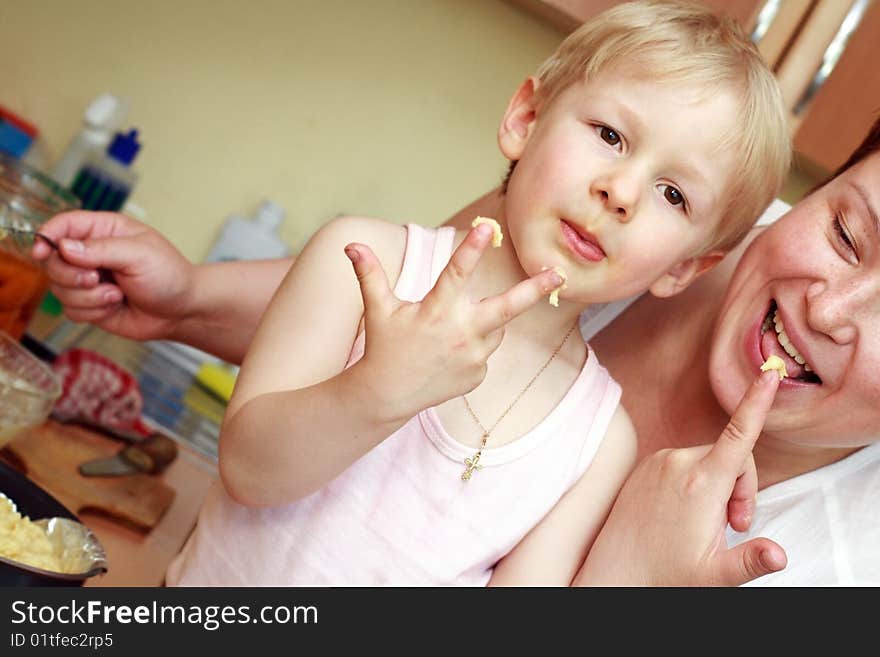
[
  {"x1": 599, "y1": 126, "x2": 621, "y2": 148},
  {"x1": 661, "y1": 184, "x2": 685, "y2": 208},
  {"x1": 833, "y1": 215, "x2": 858, "y2": 260}
]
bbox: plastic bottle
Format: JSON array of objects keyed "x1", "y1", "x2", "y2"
[
  {"x1": 51, "y1": 93, "x2": 127, "y2": 188},
  {"x1": 70, "y1": 129, "x2": 141, "y2": 212},
  {"x1": 205, "y1": 200, "x2": 290, "y2": 262}
]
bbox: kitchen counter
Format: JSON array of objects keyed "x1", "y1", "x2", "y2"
[
  {"x1": 16, "y1": 314, "x2": 226, "y2": 586},
  {"x1": 83, "y1": 441, "x2": 216, "y2": 587},
  {"x1": 3, "y1": 419, "x2": 217, "y2": 587}
]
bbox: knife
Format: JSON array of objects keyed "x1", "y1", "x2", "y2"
[{"x1": 78, "y1": 432, "x2": 179, "y2": 477}]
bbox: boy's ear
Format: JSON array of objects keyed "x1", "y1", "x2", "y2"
[
  {"x1": 498, "y1": 76, "x2": 540, "y2": 160},
  {"x1": 649, "y1": 250, "x2": 726, "y2": 298}
]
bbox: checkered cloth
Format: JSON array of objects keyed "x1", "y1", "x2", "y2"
[{"x1": 51, "y1": 348, "x2": 152, "y2": 437}]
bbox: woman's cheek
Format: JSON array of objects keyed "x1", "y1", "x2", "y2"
[{"x1": 708, "y1": 364, "x2": 747, "y2": 418}]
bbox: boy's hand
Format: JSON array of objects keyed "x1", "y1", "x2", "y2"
[
  {"x1": 32, "y1": 210, "x2": 195, "y2": 341},
  {"x1": 575, "y1": 370, "x2": 788, "y2": 587},
  {"x1": 344, "y1": 222, "x2": 564, "y2": 420}
]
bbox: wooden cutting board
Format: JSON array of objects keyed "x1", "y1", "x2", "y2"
[{"x1": 2, "y1": 420, "x2": 175, "y2": 532}]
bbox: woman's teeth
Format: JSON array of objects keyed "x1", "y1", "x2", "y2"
[{"x1": 771, "y1": 309, "x2": 813, "y2": 373}]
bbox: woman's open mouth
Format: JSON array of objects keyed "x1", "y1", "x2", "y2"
[
  {"x1": 760, "y1": 300, "x2": 821, "y2": 384},
  {"x1": 560, "y1": 220, "x2": 606, "y2": 263}
]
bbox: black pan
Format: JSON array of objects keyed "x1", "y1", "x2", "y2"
[{"x1": 0, "y1": 458, "x2": 105, "y2": 586}]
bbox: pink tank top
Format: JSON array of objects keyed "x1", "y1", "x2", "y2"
[{"x1": 166, "y1": 224, "x2": 621, "y2": 586}]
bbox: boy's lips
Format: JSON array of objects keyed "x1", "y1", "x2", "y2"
[{"x1": 560, "y1": 219, "x2": 606, "y2": 262}]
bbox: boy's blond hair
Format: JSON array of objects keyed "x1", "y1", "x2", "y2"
[{"x1": 508, "y1": 0, "x2": 791, "y2": 253}]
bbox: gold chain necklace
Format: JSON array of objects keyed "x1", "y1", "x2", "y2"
[{"x1": 460, "y1": 322, "x2": 577, "y2": 481}]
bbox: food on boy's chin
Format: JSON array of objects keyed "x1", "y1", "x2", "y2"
[
  {"x1": 760, "y1": 355, "x2": 788, "y2": 381},
  {"x1": 0, "y1": 494, "x2": 62, "y2": 572},
  {"x1": 541, "y1": 266, "x2": 567, "y2": 307},
  {"x1": 471, "y1": 216, "x2": 503, "y2": 248}
]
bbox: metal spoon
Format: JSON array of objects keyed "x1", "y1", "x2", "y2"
[
  {"x1": 0, "y1": 220, "x2": 115, "y2": 284},
  {"x1": 0, "y1": 225, "x2": 59, "y2": 250}
]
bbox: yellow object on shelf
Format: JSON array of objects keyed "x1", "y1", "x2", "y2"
[{"x1": 195, "y1": 362, "x2": 237, "y2": 403}]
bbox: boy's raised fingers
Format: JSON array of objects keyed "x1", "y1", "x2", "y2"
[
  {"x1": 701, "y1": 369, "x2": 780, "y2": 488},
  {"x1": 344, "y1": 243, "x2": 395, "y2": 319},
  {"x1": 425, "y1": 223, "x2": 494, "y2": 305},
  {"x1": 476, "y1": 268, "x2": 565, "y2": 335}
]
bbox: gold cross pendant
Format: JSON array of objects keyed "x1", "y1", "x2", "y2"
[{"x1": 461, "y1": 450, "x2": 483, "y2": 481}]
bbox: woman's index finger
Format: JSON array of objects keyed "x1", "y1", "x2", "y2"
[{"x1": 701, "y1": 369, "x2": 780, "y2": 482}]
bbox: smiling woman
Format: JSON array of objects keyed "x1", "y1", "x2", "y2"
[
  {"x1": 578, "y1": 114, "x2": 880, "y2": 585},
  {"x1": 708, "y1": 151, "x2": 880, "y2": 444}
]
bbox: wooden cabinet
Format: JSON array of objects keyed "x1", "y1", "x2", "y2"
[
  {"x1": 506, "y1": 0, "x2": 880, "y2": 174},
  {"x1": 791, "y1": 0, "x2": 880, "y2": 173}
]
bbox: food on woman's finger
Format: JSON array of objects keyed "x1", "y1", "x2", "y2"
[
  {"x1": 760, "y1": 355, "x2": 788, "y2": 380},
  {"x1": 471, "y1": 216, "x2": 503, "y2": 248}
]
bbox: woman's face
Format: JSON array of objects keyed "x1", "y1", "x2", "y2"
[{"x1": 709, "y1": 151, "x2": 880, "y2": 448}]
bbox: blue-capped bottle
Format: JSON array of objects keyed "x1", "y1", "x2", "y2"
[{"x1": 70, "y1": 129, "x2": 141, "y2": 212}]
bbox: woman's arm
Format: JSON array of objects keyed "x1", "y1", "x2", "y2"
[
  {"x1": 35, "y1": 186, "x2": 504, "y2": 362},
  {"x1": 170, "y1": 258, "x2": 294, "y2": 364},
  {"x1": 488, "y1": 405, "x2": 637, "y2": 586},
  {"x1": 34, "y1": 210, "x2": 295, "y2": 364}
]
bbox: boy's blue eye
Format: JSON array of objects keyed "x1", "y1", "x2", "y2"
[
  {"x1": 600, "y1": 126, "x2": 621, "y2": 147},
  {"x1": 663, "y1": 186, "x2": 684, "y2": 206}
]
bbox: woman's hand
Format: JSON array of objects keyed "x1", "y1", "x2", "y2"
[
  {"x1": 344, "y1": 222, "x2": 564, "y2": 421},
  {"x1": 32, "y1": 210, "x2": 196, "y2": 341},
  {"x1": 574, "y1": 370, "x2": 788, "y2": 586}
]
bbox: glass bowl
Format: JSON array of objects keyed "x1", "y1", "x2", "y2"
[
  {"x1": 0, "y1": 330, "x2": 61, "y2": 448},
  {"x1": 0, "y1": 151, "x2": 80, "y2": 225},
  {"x1": 0, "y1": 153, "x2": 80, "y2": 340}
]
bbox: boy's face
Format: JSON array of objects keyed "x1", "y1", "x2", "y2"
[{"x1": 499, "y1": 65, "x2": 740, "y2": 303}]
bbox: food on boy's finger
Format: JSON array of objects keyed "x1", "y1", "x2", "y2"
[
  {"x1": 760, "y1": 355, "x2": 788, "y2": 380},
  {"x1": 471, "y1": 216, "x2": 503, "y2": 248},
  {"x1": 541, "y1": 266, "x2": 567, "y2": 307}
]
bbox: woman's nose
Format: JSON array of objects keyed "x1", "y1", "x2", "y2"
[
  {"x1": 806, "y1": 278, "x2": 879, "y2": 344},
  {"x1": 591, "y1": 169, "x2": 640, "y2": 222}
]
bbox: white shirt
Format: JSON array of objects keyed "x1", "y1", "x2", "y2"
[
  {"x1": 581, "y1": 199, "x2": 880, "y2": 586},
  {"x1": 732, "y1": 442, "x2": 880, "y2": 586}
]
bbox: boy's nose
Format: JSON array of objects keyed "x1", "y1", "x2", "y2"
[{"x1": 591, "y1": 170, "x2": 639, "y2": 222}]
